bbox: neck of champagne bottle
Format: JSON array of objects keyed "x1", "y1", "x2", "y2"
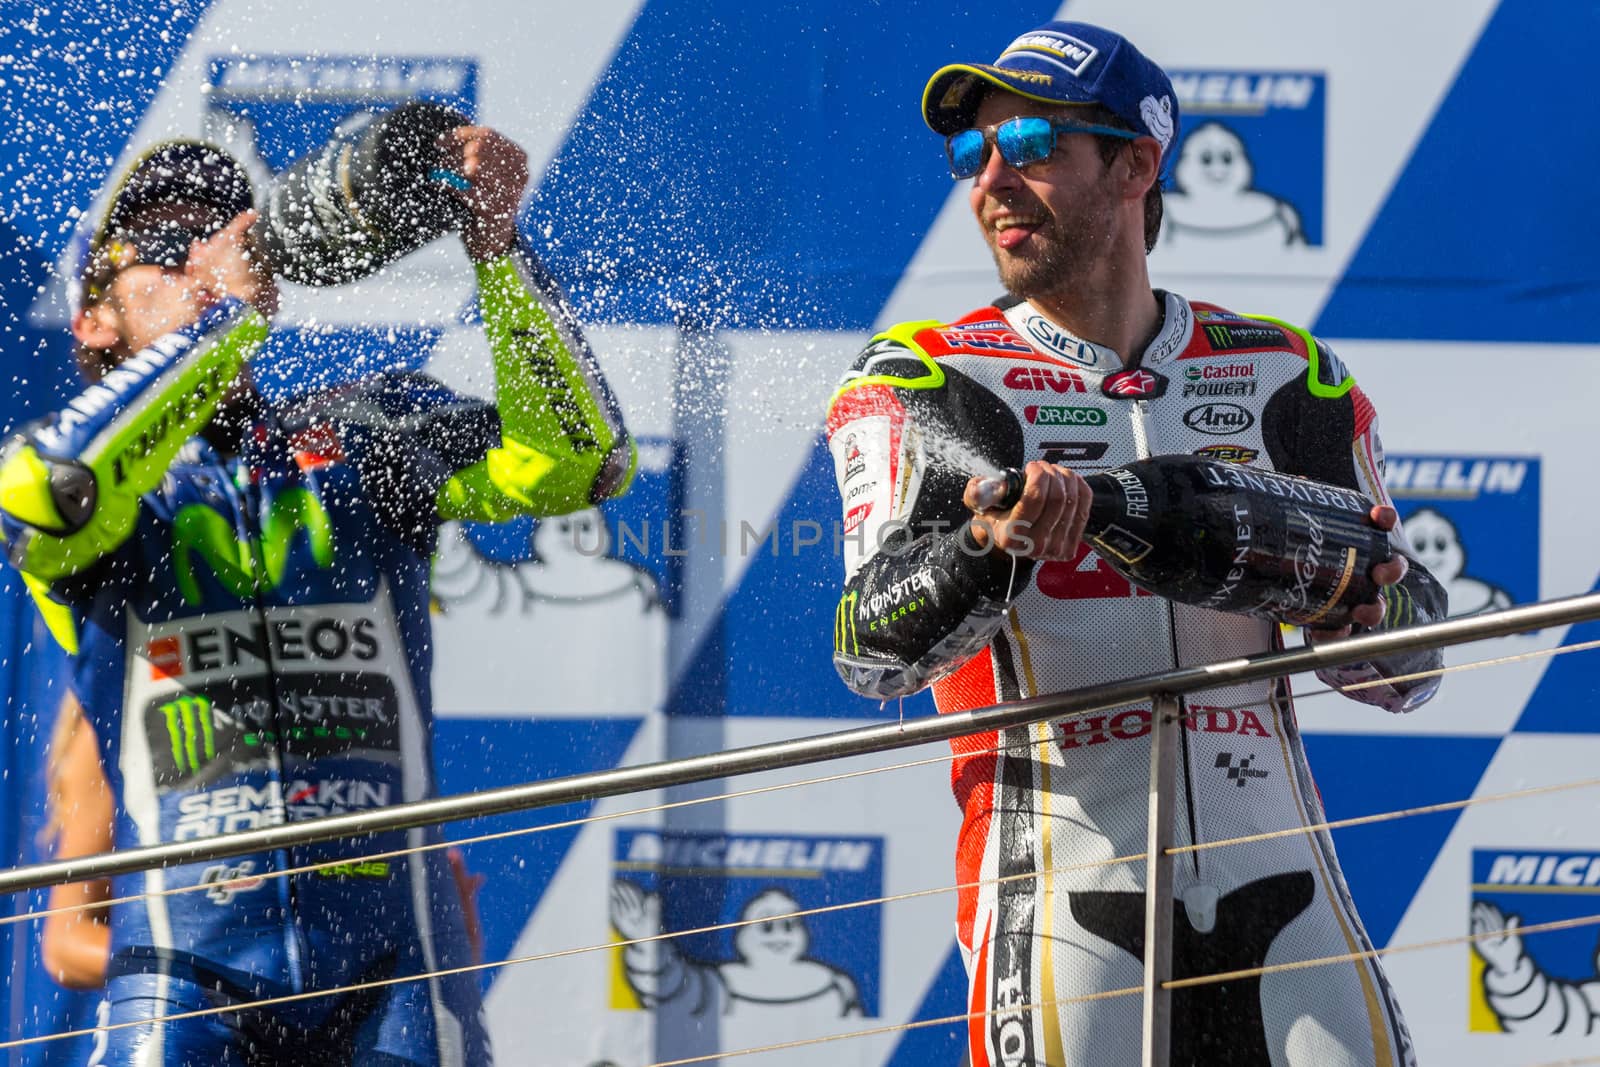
[{"x1": 1081, "y1": 471, "x2": 1141, "y2": 539}]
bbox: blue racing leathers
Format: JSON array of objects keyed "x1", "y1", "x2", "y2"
[{"x1": 0, "y1": 243, "x2": 634, "y2": 1066}]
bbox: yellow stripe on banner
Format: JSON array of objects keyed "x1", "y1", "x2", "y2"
[
  {"x1": 1466, "y1": 950, "x2": 1502, "y2": 1032},
  {"x1": 612, "y1": 863, "x2": 824, "y2": 880},
  {"x1": 1469, "y1": 884, "x2": 1600, "y2": 895},
  {"x1": 609, "y1": 927, "x2": 645, "y2": 1011}
]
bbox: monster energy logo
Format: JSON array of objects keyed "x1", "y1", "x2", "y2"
[
  {"x1": 162, "y1": 695, "x2": 217, "y2": 775},
  {"x1": 1204, "y1": 323, "x2": 1285, "y2": 351},
  {"x1": 172, "y1": 487, "x2": 335, "y2": 605},
  {"x1": 834, "y1": 590, "x2": 860, "y2": 655}
]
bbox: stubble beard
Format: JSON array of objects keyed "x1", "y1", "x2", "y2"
[{"x1": 989, "y1": 180, "x2": 1119, "y2": 304}]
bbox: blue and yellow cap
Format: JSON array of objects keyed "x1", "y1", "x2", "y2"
[{"x1": 923, "y1": 21, "x2": 1180, "y2": 169}]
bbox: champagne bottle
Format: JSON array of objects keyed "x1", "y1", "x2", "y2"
[
  {"x1": 255, "y1": 101, "x2": 472, "y2": 286},
  {"x1": 994, "y1": 455, "x2": 1391, "y2": 628}
]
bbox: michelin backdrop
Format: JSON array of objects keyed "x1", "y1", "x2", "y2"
[{"x1": 2, "y1": 1, "x2": 1597, "y2": 1065}]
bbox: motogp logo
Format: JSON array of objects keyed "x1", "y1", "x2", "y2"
[{"x1": 200, "y1": 861, "x2": 266, "y2": 904}]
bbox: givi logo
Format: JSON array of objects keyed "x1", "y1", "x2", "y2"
[{"x1": 1003, "y1": 366, "x2": 1086, "y2": 393}]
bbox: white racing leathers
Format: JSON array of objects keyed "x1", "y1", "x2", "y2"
[{"x1": 826, "y1": 293, "x2": 1446, "y2": 1067}]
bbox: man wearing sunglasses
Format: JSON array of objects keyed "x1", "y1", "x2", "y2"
[
  {"x1": 1, "y1": 130, "x2": 634, "y2": 1064},
  {"x1": 827, "y1": 20, "x2": 1444, "y2": 1067}
]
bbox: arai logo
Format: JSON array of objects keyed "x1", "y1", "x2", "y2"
[{"x1": 1184, "y1": 403, "x2": 1254, "y2": 436}]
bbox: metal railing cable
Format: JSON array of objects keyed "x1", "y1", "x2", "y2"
[
  {"x1": 3, "y1": 593, "x2": 1599, "y2": 1054},
  {"x1": 9, "y1": 767, "x2": 1600, "y2": 978},
  {"x1": 638, "y1": 911, "x2": 1600, "y2": 1067},
  {"x1": 5, "y1": 589, "x2": 1599, "y2": 897},
  {"x1": 8, "y1": 627, "x2": 1594, "y2": 935},
  {"x1": 6, "y1": 873, "x2": 1596, "y2": 1058},
  {"x1": 0, "y1": 852, "x2": 1147, "y2": 1053},
  {"x1": 6, "y1": 601, "x2": 1598, "y2": 992}
]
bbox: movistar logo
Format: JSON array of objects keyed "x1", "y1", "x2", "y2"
[
  {"x1": 172, "y1": 487, "x2": 335, "y2": 605},
  {"x1": 162, "y1": 695, "x2": 216, "y2": 775}
]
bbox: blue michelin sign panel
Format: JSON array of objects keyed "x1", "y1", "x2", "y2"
[
  {"x1": 205, "y1": 55, "x2": 479, "y2": 170},
  {"x1": 1385, "y1": 455, "x2": 1539, "y2": 612},
  {"x1": 609, "y1": 829, "x2": 883, "y2": 1019},
  {"x1": 1468, "y1": 848, "x2": 1600, "y2": 1034},
  {"x1": 1162, "y1": 71, "x2": 1325, "y2": 248}
]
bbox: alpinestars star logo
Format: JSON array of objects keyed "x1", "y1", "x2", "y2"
[
  {"x1": 1216, "y1": 752, "x2": 1269, "y2": 787},
  {"x1": 1102, "y1": 368, "x2": 1168, "y2": 398}
]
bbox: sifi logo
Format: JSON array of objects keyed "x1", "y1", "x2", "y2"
[
  {"x1": 1019, "y1": 313, "x2": 1098, "y2": 366},
  {"x1": 1102, "y1": 368, "x2": 1168, "y2": 399},
  {"x1": 1026, "y1": 405, "x2": 1106, "y2": 426},
  {"x1": 1003, "y1": 366, "x2": 1085, "y2": 393}
]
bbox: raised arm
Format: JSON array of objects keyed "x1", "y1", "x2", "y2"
[
  {"x1": 432, "y1": 127, "x2": 634, "y2": 522},
  {"x1": 0, "y1": 301, "x2": 267, "y2": 648}
]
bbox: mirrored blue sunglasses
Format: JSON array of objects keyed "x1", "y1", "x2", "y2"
[{"x1": 946, "y1": 116, "x2": 1139, "y2": 179}]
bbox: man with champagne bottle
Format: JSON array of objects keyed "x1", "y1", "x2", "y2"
[
  {"x1": 827, "y1": 20, "x2": 1446, "y2": 1067},
  {"x1": 0, "y1": 119, "x2": 633, "y2": 1064}
]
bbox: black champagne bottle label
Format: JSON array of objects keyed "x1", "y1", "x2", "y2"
[{"x1": 1083, "y1": 466, "x2": 1155, "y2": 566}]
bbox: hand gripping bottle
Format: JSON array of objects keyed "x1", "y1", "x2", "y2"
[
  {"x1": 256, "y1": 101, "x2": 472, "y2": 285},
  {"x1": 994, "y1": 455, "x2": 1392, "y2": 628}
]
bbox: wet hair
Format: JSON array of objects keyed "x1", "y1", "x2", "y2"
[{"x1": 1079, "y1": 105, "x2": 1165, "y2": 254}]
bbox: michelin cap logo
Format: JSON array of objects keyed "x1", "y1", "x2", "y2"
[
  {"x1": 922, "y1": 20, "x2": 1181, "y2": 172},
  {"x1": 1001, "y1": 30, "x2": 1099, "y2": 77},
  {"x1": 1140, "y1": 94, "x2": 1175, "y2": 154}
]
